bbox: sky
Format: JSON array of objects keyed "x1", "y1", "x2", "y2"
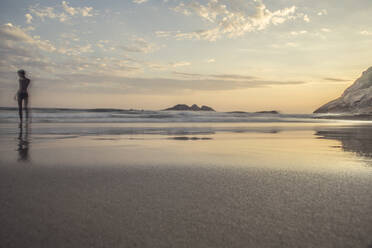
[{"x1": 0, "y1": 0, "x2": 371, "y2": 113}]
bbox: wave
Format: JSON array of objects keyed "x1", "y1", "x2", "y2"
[{"x1": 0, "y1": 107, "x2": 368, "y2": 123}]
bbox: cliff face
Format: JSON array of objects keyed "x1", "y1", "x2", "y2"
[{"x1": 314, "y1": 67, "x2": 372, "y2": 114}]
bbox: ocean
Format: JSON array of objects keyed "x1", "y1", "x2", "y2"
[{"x1": 0, "y1": 106, "x2": 343, "y2": 123}]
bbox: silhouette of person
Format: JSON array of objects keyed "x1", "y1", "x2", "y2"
[
  {"x1": 15, "y1": 69, "x2": 30, "y2": 123},
  {"x1": 17, "y1": 122, "x2": 30, "y2": 162}
]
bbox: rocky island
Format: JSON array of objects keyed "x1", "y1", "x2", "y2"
[
  {"x1": 314, "y1": 67, "x2": 372, "y2": 114},
  {"x1": 163, "y1": 104, "x2": 215, "y2": 111},
  {"x1": 254, "y1": 110, "x2": 279, "y2": 114}
]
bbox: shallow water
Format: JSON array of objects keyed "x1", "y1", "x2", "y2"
[{"x1": 1, "y1": 122, "x2": 372, "y2": 174}]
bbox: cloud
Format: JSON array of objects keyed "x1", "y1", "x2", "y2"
[
  {"x1": 96, "y1": 40, "x2": 116, "y2": 52},
  {"x1": 60, "y1": 32, "x2": 80, "y2": 42},
  {"x1": 62, "y1": 1, "x2": 93, "y2": 17},
  {"x1": 285, "y1": 42, "x2": 299, "y2": 47},
  {"x1": 323, "y1": 77, "x2": 349, "y2": 82},
  {"x1": 170, "y1": 61, "x2": 191, "y2": 67},
  {"x1": 321, "y1": 28, "x2": 331, "y2": 32},
  {"x1": 155, "y1": 31, "x2": 171, "y2": 38},
  {"x1": 0, "y1": 23, "x2": 122, "y2": 77},
  {"x1": 290, "y1": 30, "x2": 307, "y2": 35},
  {"x1": 173, "y1": 72, "x2": 256, "y2": 80},
  {"x1": 133, "y1": 0, "x2": 148, "y2": 4},
  {"x1": 159, "y1": 0, "x2": 307, "y2": 41},
  {"x1": 317, "y1": 9, "x2": 328, "y2": 16},
  {"x1": 119, "y1": 37, "x2": 158, "y2": 53},
  {"x1": 303, "y1": 14, "x2": 310, "y2": 23},
  {"x1": 25, "y1": 14, "x2": 33, "y2": 24},
  {"x1": 271, "y1": 42, "x2": 299, "y2": 49},
  {"x1": 290, "y1": 29, "x2": 330, "y2": 38},
  {"x1": 62, "y1": 1, "x2": 77, "y2": 15},
  {"x1": 0, "y1": 23, "x2": 73, "y2": 80},
  {"x1": 29, "y1": 6, "x2": 68, "y2": 22},
  {"x1": 205, "y1": 58, "x2": 215, "y2": 63},
  {"x1": 80, "y1": 7, "x2": 93, "y2": 17},
  {"x1": 42, "y1": 71, "x2": 308, "y2": 95},
  {"x1": 29, "y1": 2, "x2": 95, "y2": 23},
  {"x1": 360, "y1": 30, "x2": 372, "y2": 36},
  {"x1": 0, "y1": 37, "x2": 55, "y2": 75},
  {"x1": 0, "y1": 19, "x2": 308, "y2": 97},
  {"x1": 172, "y1": 72, "x2": 204, "y2": 78},
  {"x1": 58, "y1": 43, "x2": 94, "y2": 55},
  {"x1": 0, "y1": 23, "x2": 56, "y2": 52}
]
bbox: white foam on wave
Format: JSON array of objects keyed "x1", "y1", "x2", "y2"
[{"x1": 0, "y1": 108, "x2": 318, "y2": 124}]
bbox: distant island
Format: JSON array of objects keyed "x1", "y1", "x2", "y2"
[
  {"x1": 254, "y1": 110, "x2": 279, "y2": 114},
  {"x1": 228, "y1": 110, "x2": 279, "y2": 114},
  {"x1": 163, "y1": 104, "x2": 215, "y2": 111}
]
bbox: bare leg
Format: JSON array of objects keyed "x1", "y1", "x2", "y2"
[
  {"x1": 24, "y1": 97, "x2": 29, "y2": 121},
  {"x1": 18, "y1": 97, "x2": 23, "y2": 122}
]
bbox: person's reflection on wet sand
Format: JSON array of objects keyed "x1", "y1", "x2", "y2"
[{"x1": 17, "y1": 123, "x2": 30, "y2": 163}]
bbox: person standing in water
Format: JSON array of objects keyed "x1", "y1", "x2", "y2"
[{"x1": 15, "y1": 69, "x2": 30, "y2": 123}]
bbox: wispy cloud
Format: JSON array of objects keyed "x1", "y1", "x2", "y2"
[
  {"x1": 290, "y1": 30, "x2": 307, "y2": 36},
  {"x1": 58, "y1": 43, "x2": 94, "y2": 55},
  {"x1": 323, "y1": 77, "x2": 349, "y2": 82},
  {"x1": 0, "y1": 24, "x2": 57, "y2": 74},
  {"x1": 0, "y1": 22, "x2": 143, "y2": 78},
  {"x1": 157, "y1": 0, "x2": 308, "y2": 41},
  {"x1": 317, "y1": 9, "x2": 328, "y2": 16},
  {"x1": 119, "y1": 37, "x2": 158, "y2": 54},
  {"x1": 0, "y1": 23, "x2": 56, "y2": 52},
  {"x1": 360, "y1": 30, "x2": 372, "y2": 36},
  {"x1": 133, "y1": 0, "x2": 148, "y2": 4},
  {"x1": 25, "y1": 13, "x2": 33, "y2": 24},
  {"x1": 29, "y1": 5, "x2": 68, "y2": 22},
  {"x1": 321, "y1": 28, "x2": 331, "y2": 32},
  {"x1": 170, "y1": 61, "x2": 191, "y2": 67},
  {"x1": 271, "y1": 42, "x2": 299, "y2": 49},
  {"x1": 29, "y1": 1, "x2": 95, "y2": 23},
  {"x1": 303, "y1": 14, "x2": 310, "y2": 23},
  {"x1": 62, "y1": 1, "x2": 93, "y2": 17},
  {"x1": 39, "y1": 72, "x2": 308, "y2": 95},
  {"x1": 173, "y1": 71, "x2": 257, "y2": 80},
  {"x1": 96, "y1": 40, "x2": 115, "y2": 52}
]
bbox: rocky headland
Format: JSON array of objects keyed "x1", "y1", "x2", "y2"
[{"x1": 314, "y1": 67, "x2": 372, "y2": 114}]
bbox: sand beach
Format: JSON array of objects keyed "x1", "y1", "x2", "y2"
[{"x1": 0, "y1": 120, "x2": 371, "y2": 248}]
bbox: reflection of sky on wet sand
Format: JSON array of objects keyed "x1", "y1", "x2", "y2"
[
  {"x1": 1, "y1": 123, "x2": 372, "y2": 248},
  {"x1": 1, "y1": 123, "x2": 372, "y2": 173}
]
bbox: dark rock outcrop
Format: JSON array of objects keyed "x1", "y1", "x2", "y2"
[
  {"x1": 227, "y1": 110, "x2": 279, "y2": 114},
  {"x1": 200, "y1": 105, "x2": 215, "y2": 111},
  {"x1": 190, "y1": 104, "x2": 200, "y2": 111},
  {"x1": 163, "y1": 104, "x2": 215, "y2": 111},
  {"x1": 255, "y1": 110, "x2": 279, "y2": 114},
  {"x1": 314, "y1": 67, "x2": 372, "y2": 114},
  {"x1": 165, "y1": 104, "x2": 191, "y2": 111}
]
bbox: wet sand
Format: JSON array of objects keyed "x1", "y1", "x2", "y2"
[
  {"x1": 0, "y1": 123, "x2": 372, "y2": 247},
  {"x1": 1, "y1": 163, "x2": 371, "y2": 248}
]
